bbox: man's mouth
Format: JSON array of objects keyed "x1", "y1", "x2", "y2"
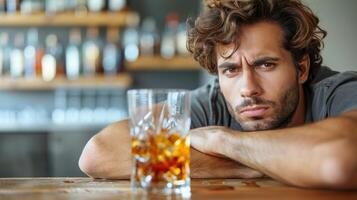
[{"x1": 239, "y1": 105, "x2": 270, "y2": 118}]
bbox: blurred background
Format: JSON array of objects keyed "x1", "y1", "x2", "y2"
[{"x1": 0, "y1": 0, "x2": 356, "y2": 177}]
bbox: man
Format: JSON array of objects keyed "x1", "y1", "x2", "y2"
[{"x1": 79, "y1": 0, "x2": 357, "y2": 189}]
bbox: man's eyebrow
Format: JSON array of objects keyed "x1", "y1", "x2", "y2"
[
  {"x1": 217, "y1": 62, "x2": 237, "y2": 69},
  {"x1": 251, "y1": 57, "x2": 280, "y2": 66}
]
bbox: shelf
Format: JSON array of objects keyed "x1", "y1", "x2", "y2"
[
  {"x1": 126, "y1": 56, "x2": 200, "y2": 70},
  {"x1": 0, "y1": 74, "x2": 132, "y2": 91},
  {"x1": 0, "y1": 11, "x2": 139, "y2": 27},
  {"x1": 0, "y1": 123, "x2": 108, "y2": 133}
]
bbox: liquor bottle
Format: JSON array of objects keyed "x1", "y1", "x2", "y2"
[
  {"x1": 0, "y1": 0, "x2": 6, "y2": 12},
  {"x1": 176, "y1": 22, "x2": 190, "y2": 56},
  {"x1": 6, "y1": 0, "x2": 19, "y2": 14},
  {"x1": 0, "y1": 32, "x2": 11, "y2": 76},
  {"x1": 45, "y1": 0, "x2": 57, "y2": 15},
  {"x1": 10, "y1": 33, "x2": 25, "y2": 78},
  {"x1": 35, "y1": 38, "x2": 45, "y2": 77},
  {"x1": 82, "y1": 27, "x2": 102, "y2": 76},
  {"x1": 64, "y1": 0, "x2": 76, "y2": 12},
  {"x1": 87, "y1": 0, "x2": 105, "y2": 13},
  {"x1": 140, "y1": 17, "x2": 159, "y2": 57},
  {"x1": 20, "y1": 0, "x2": 44, "y2": 15},
  {"x1": 42, "y1": 34, "x2": 63, "y2": 81},
  {"x1": 160, "y1": 13, "x2": 179, "y2": 59},
  {"x1": 102, "y1": 27, "x2": 123, "y2": 76},
  {"x1": 108, "y1": 0, "x2": 125, "y2": 12},
  {"x1": 65, "y1": 28, "x2": 82, "y2": 80},
  {"x1": 0, "y1": 36, "x2": 3, "y2": 76},
  {"x1": 122, "y1": 26, "x2": 139, "y2": 62},
  {"x1": 74, "y1": 0, "x2": 87, "y2": 15},
  {"x1": 24, "y1": 28, "x2": 39, "y2": 78}
]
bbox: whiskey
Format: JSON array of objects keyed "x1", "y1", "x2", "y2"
[{"x1": 132, "y1": 131, "x2": 190, "y2": 184}]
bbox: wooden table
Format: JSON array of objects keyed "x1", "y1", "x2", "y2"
[{"x1": 0, "y1": 178, "x2": 356, "y2": 200}]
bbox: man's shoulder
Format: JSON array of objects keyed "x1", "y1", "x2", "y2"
[
  {"x1": 191, "y1": 78, "x2": 237, "y2": 129},
  {"x1": 307, "y1": 66, "x2": 357, "y2": 120},
  {"x1": 310, "y1": 66, "x2": 357, "y2": 89}
]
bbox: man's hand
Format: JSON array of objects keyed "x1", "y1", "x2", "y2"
[
  {"x1": 191, "y1": 147, "x2": 264, "y2": 178},
  {"x1": 190, "y1": 126, "x2": 234, "y2": 157},
  {"x1": 190, "y1": 126, "x2": 265, "y2": 178}
]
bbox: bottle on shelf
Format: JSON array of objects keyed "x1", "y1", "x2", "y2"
[
  {"x1": 65, "y1": 28, "x2": 82, "y2": 80},
  {"x1": 87, "y1": 0, "x2": 105, "y2": 13},
  {"x1": 74, "y1": 0, "x2": 88, "y2": 15},
  {"x1": 102, "y1": 27, "x2": 123, "y2": 76},
  {"x1": 0, "y1": 0, "x2": 5, "y2": 13},
  {"x1": 176, "y1": 22, "x2": 190, "y2": 56},
  {"x1": 108, "y1": 0, "x2": 126, "y2": 12},
  {"x1": 122, "y1": 26, "x2": 139, "y2": 62},
  {"x1": 45, "y1": 0, "x2": 58, "y2": 15},
  {"x1": 6, "y1": 0, "x2": 19, "y2": 14},
  {"x1": 82, "y1": 27, "x2": 102, "y2": 76},
  {"x1": 35, "y1": 35, "x2": 45, "y2": 78},
  {"x1": 10, "y1": 33, "x2": 25, "y2": 78},
  {"x1": 140, "y1": 17, "x2": 160, "y2": 57},
  {"x1": 20, "y1": 0, "x2": 44, "y2": 15},
  {"x1": 64, "y1": 0, "x2": 76, "y2": 12},
  {"x1": 161, "y1": 13, "x2": 179, "y2": 59},
  {"x1": 42, "y1": 34, "x2": 63, "y2": 81},
  {"x1": 24, "y1": 28, "x2": 39, "y2": 78},
  {"x1": 0, "y1": 32, "x2": 11, "y2": 76}
]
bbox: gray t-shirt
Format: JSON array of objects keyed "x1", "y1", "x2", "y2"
[{"x1": 190, "y1": 67, "x2": 357, "y2": 130}]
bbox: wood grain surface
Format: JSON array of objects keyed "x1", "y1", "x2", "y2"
[{"x1": 0, "y1": 178, "x2": 356, "y2": 200}]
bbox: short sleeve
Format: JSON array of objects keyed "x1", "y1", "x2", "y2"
[
  {"x1": 190, "y1": 83, "x2": 212, "y2": 129},
  {"x1": 326, "y1": 71, "x2": 357, "y2": 117}
]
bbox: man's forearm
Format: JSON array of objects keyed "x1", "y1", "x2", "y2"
[
  {"x1": 220, "y1": 111, "x2": 357, "y2": 188},
  {"x1": 78, "y1": 119, "x2": 263, "y2": 179}
]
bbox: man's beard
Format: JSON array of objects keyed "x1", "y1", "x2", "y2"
[{"x1": 227, "y1": 82, "x2": 300, "y2": 131}]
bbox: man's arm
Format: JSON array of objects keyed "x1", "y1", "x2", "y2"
[
  {"x1": 190, "y1": 110, "x2": 357, "y2": 189},
  {"x1": 78, "y1": 119, "x2": 264, "y2": 179}
]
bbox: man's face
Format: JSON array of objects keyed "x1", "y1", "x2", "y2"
[{"x1": 217, "y1": 21, "x2": 302, "y2": 131}]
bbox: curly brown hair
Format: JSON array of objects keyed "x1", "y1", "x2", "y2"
[{"x1": 187, "y1": 0, "x2": 327, "y2": 83}]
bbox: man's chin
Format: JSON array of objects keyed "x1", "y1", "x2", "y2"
[{"x1": 240, "y1": 120, "x2": 277, "y2": 131}]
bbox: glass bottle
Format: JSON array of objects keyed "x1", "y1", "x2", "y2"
[
  {"x1": 45, "y1": 0, "x2": 57, "y2": 15},
  {"x1": 6, "y1": 0, "x2": 19, "y2": 14},
  {"x1": 65, "y1": 28, "x2": 82, "y2": 80},
  {"x1": 24, "y1": 28, "x2": 39, "y2": 78},
  {"x1": 74, "y1": 0, "x2": 87, "y2": 15},
  {"x1": 102, "y1": 27, "x2": 123, "y2": 76},
  {"x1": 108, "y1": 0, "x2": 126, "y2": 12},
  {"x1": 10, "y1": 33, "x2": 25, "y2": 78},
  {"x1": 82, "y1": 27, "x2": 102, "y2": 76},
  {"x1": 0, "y1": 0, "x2": 6, "y2": 12},
  {"x1": 87, "y1": 0, "x2": 105, "y2": 13},
  {"x1": 140, "y1": 17, "x2": 159, "y2": 57},
  {"x1": 42, "y1": 34, "x2": 63, "y2": 81},
  {"x1": 160, "y1": 13, "x2": 179, "y2": 59},
  {"x1": 176, "y1": 22, "x2": 190, "y2": 56},
  {"x1": 122, "y1": 26, "x2": 139, "y2": 62},
  {"x1": 0, "y1": 32, "x2": 11, "y2": 76}
]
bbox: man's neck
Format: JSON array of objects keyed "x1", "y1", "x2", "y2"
[{"x1": 288, "y1": 85, "x2": 306, "y2": 127}]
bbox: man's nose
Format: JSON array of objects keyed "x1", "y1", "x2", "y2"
[{"x1": 239, "y1": 68, "x2": 263, "y2": 98}]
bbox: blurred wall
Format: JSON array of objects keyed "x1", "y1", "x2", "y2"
[{"x1": 303, "y1": 0, "x2": 357, "y2": 72}]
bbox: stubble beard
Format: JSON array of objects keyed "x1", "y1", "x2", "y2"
[{"x1": 227, "y1": 82, "x2": 300, "y2": 132}]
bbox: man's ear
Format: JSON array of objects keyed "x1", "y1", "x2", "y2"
[{"x1": 298, "y1": 55, "x2": 310, "y2": 84}]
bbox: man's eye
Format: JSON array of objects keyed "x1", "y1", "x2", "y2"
[
  {"x1": 260, "y1": 63, "x2": 276, "y2": 69},
  {"x1": 223, "y1": 67, "x2": 238, "y2": 74}
]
